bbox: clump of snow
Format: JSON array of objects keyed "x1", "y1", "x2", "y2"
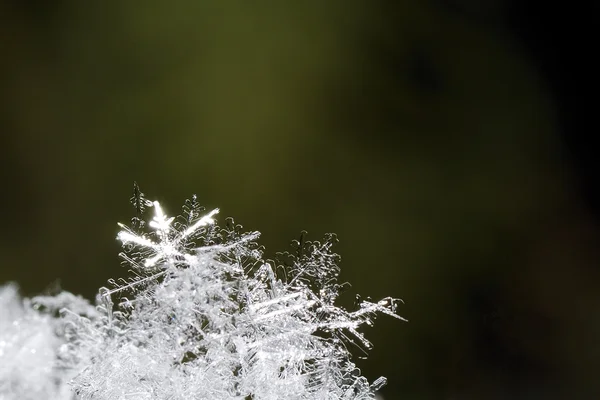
[
  {"x1": 0, "y1": 284, "x2": 72, "y2": 400},
  {"x1": 0, "y1": 186, "x2": 404, "y2": 400}
]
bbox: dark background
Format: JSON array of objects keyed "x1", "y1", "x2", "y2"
[{"x1": 1, "y1": 1, "x2": 598, "y2": 399}]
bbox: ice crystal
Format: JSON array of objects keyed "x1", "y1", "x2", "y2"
[{"x1": 0, "y1": 186, "x2": 405, "y2": 400}]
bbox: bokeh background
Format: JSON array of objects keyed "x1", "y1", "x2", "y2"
[{"x1": 1, "y1": 1, "x2": 598, "y2": 399}]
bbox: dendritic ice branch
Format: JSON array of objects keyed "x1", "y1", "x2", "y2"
[{"x1": 0, "y1": 186, "x2": 406, "y2": 400}]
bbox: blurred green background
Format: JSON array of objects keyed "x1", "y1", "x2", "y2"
[{"x1": 1, "y1": 1, "x2": 599, "y2": 399}]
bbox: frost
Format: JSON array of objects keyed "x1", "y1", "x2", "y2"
[{"x1": 0, "y1": 185, "x2": 405, "y2": 399}]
